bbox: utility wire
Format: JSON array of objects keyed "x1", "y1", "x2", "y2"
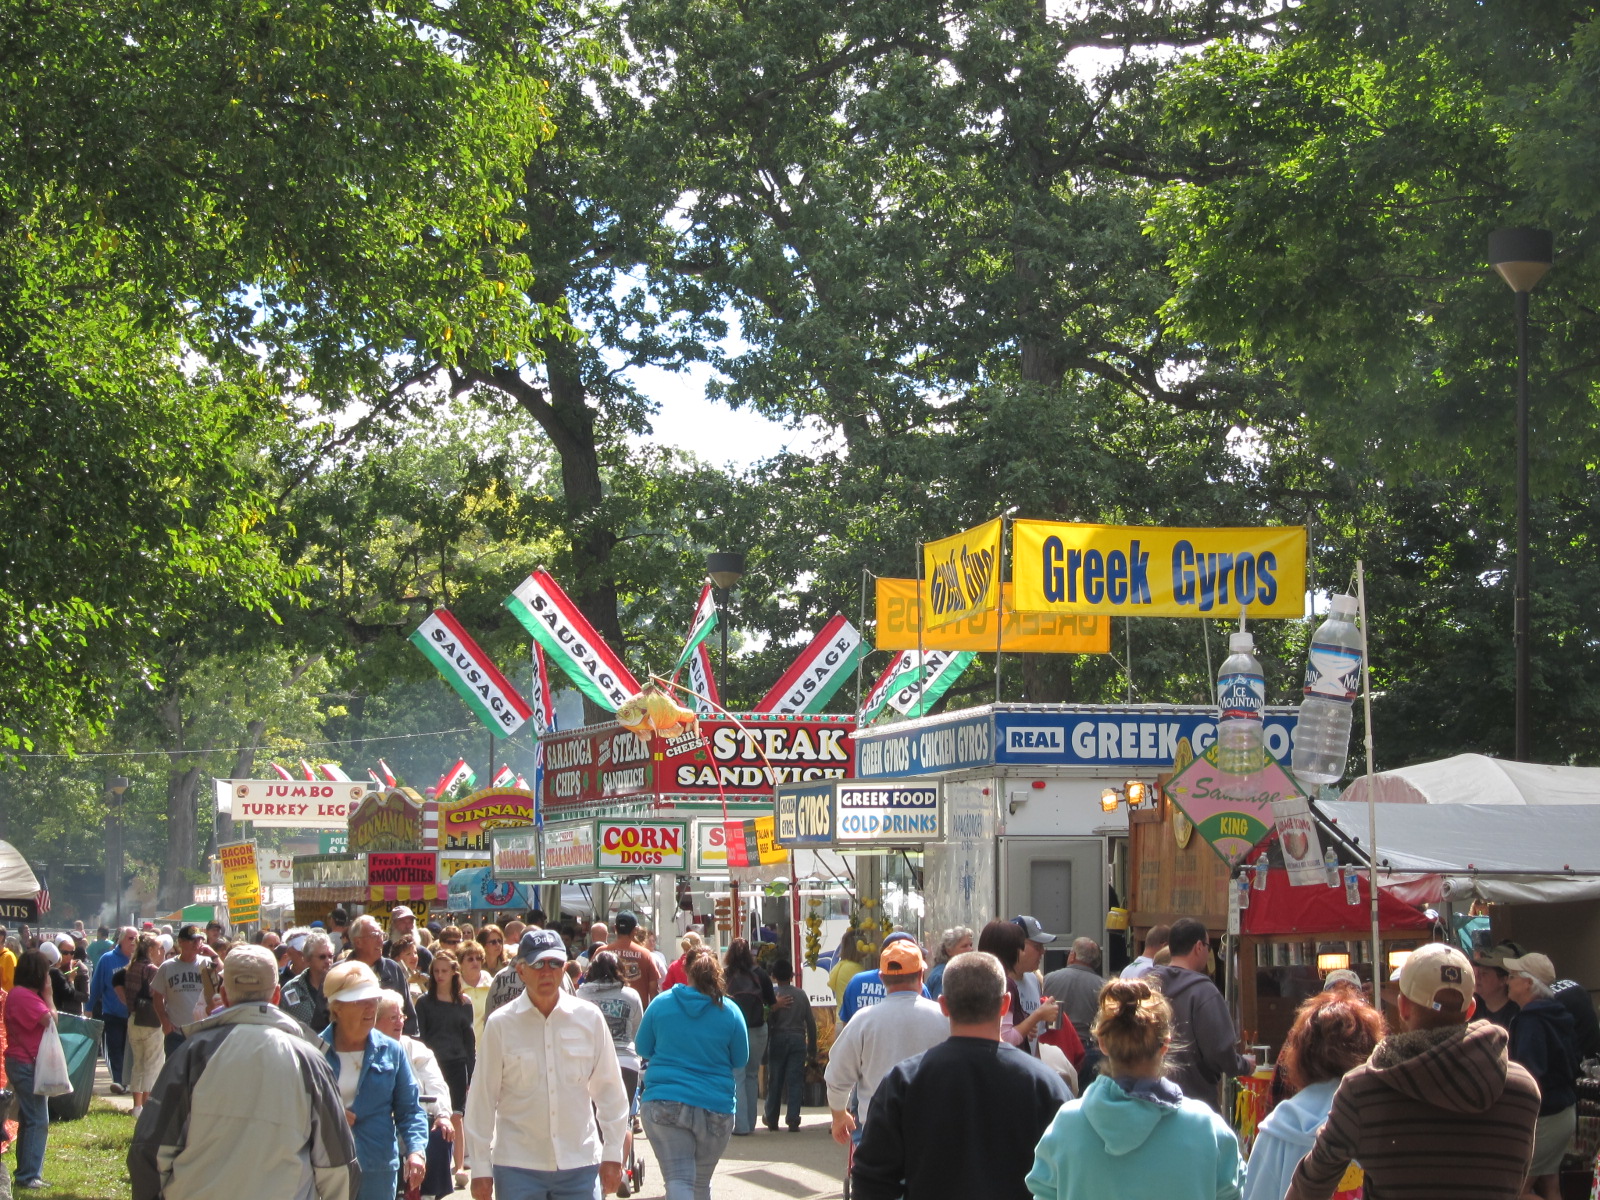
[{"x1": 12, "y1": 725, "x2": 480, "y2": 762}]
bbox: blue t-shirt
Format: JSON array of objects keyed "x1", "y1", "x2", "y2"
[{"x1": 837, "y1": 969, "x2": 932, "y2": 1024}]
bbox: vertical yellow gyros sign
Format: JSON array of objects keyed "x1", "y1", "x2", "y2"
[
  {"x1": 1012, "y1": 522, "x2": 1307, "y2": 618},
  {"x1": 921, "y1": 517, "x2": 1003, "y2": 629},
  {"x1": 218, "y1": 840, "x2": 261, "y2": 925}
]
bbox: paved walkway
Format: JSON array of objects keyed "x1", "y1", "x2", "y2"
[{"x1": 96, "y1": 1059, "x2": 847, "y2": 1198}]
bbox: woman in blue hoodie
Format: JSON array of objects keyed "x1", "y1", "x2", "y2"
[
  {"x1": 1026, "y1": 977, "x2": 1243, "y2": 1200},
  {"x1": 1241, "y1": 984, "x2": 1384, "y2": 1200},
  {"x1": 637, "y1": 946, "x2": 749, "y2": 1200}
]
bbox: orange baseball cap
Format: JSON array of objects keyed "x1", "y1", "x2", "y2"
[{"x1": 880, "y1": 940, "x2": 926, "y2": 976}]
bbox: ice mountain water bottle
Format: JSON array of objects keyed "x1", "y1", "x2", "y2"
[
  {"x1": 1292, "y1": 593, "x2": 1363, "y2": 787},
  {"x1": 1217, "y1": 630, "x2": 1265, "y2": 774}
]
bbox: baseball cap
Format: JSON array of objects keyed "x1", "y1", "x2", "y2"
[
  {"x1": 1398, "y1": 942, "x2": 1475, "y2": 1010},
  {"x1": 1322, "y1": 968, "x2": 1362, "y2": 991},
  {"x1": 1473, "y1": 939, "x2": 1526, "y2": 969},
  {"x1": 519, "y1": 929, "x2": 567, "y2": 967},
  {"x1": 286, "y1": 933, "x2": 307, "y2": 952},
  {"x1": 1502, "y1": 952, "x2": 1557, "y2": 987},
  {"x1": 880, "y1": 941, "x2": 926, "y2": 976},
  {"x1": 37, "y1": 942, "x2": 59, "y2": 966},
  {"x1": 880, "y1": 931, "x2": 917, "y2": 950},
  {"x1": 615, "y1": 911, "x2": 638, "y2": 935},
  {"x1": 1012, "y1": 915, "x2": 1057, "y2": 944},
  {"x1": 391, "y1": 906, "x2": 414, "y2": 920},
  {"x1": 223, "y1": 944, "x2": 280, "y2": 995},
  {"x1": 178, "y1": 924, "x2": 204, "y2": 943},
  {"x1": 321, "y1": 960, "x2": 386, "y2": 1004},
  {"x1": 310, "y1": 920, "x2": 325, "y2": 929}
]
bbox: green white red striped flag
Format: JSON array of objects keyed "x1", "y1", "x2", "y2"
[
  {"x1": 858, "y1": 651, "x2": 923, "y2": 725},
  {"x1": 752, "y1": 614, "x2": 870, "y2": 715},
  {"x1": 505, "y1": 570, "x2": 640, "y2": 712},
  {"x1": 886, "y1": 650, "x2": 977, "y2": 718},
  {"x1": 409, "y1": 608, "x2": 534, "y2": 736},
  {"x1": 433, "y1": 758, "x2": 472, "y2": 797},
  {"x1": 685, "y1": 640, "x2": 720, "y2": 715},
  {"x1": 674, "y1": 585, "x2": 720, "y2": 673},
  {"x1": 491, "y1": 765, "x2": 516, "y2": 787}
]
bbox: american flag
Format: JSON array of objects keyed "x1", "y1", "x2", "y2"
[{"x1": 34, "y1": 878, "x2": 49, "y2": 915}]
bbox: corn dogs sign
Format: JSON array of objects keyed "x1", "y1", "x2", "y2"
[{"x1": 596, "y1": 821, "x2": 688, "y2": 872}]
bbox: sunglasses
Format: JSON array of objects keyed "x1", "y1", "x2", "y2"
[
  {"x1": 463, "y1": 955, "x2": 484, "y2": 963},
  {"x1": 442, "y1": 937, "x2": 461, "y2": 945},
  {"x1": 484, "y1": 939, "x2": 503, "y2": 946},
  {"x1": 528, "y1": 960, "x2": 565, "y2": 971}
]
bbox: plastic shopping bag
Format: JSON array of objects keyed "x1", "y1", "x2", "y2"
[{"x1": 33, "y1": 1020, "x2": 72, "y2": 1097}]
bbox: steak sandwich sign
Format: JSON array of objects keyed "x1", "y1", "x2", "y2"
[{"x1": 542, "y1": 715, "x2": 856, "y2": 809}]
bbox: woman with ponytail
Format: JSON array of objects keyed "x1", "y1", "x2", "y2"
[
  {"x1": 636, "y1": 945, "x2": 749, "y2": 1199},
  {"x1": 1026, "y1": 978, "x2": 1243, "y2": 1200}
]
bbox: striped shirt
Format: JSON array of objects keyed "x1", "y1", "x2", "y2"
[{"x1": 1286, "y1": 1020, "x2": 1540, "y2": 1200}]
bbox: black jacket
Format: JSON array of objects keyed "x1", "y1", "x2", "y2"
[
  {"x1": 853, "y1": 1036, "x2": 1070, "y2": 1200},
  {"x1": 415, "y1": 993, "x2": 475, "y2": 1065},
  {"x1": 1509, "y1": 997, "x2": 1579, "y2": 1114}
]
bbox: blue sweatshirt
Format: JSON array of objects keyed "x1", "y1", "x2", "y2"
[
  {"x1": 636, "y1": 984, "x2": 748, "y2": 1114},
  {"x1": 1241, "y1": 1078, "x2": 1338, "y2": 1200},
  {"x1": 1027, "y1": 1073, "x2": 1243, "y2": 1200}
]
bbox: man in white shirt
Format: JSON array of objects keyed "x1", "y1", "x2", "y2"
[
  {"x1": 825, "y1": 940, "x2": 949, "y2": 1144},
  {"x1": 1121, "y1": 923, "x2": 1170, "y2": 980},
  {"x1": 465, "y1": 928, "x2": 629, "y2": 1200}
]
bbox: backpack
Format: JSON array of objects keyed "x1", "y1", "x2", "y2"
[{"x1": 726, "y1": 969, "x2": 766, "y2": 1028}]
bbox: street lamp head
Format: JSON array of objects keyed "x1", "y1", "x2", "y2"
[
  {"x1": 706, "y1": 551, "x2": 746, "y2": 591},
  {"x1": 1489, "y1": 227, "x2": 1554, "y2": 293},
  {"x1": 109, "y1": 776, "x2": 130, "y2": 795}
]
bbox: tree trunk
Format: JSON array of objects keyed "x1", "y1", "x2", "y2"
[{"x1": 158, "y1": 688, "x2": 202, "y2": 911}]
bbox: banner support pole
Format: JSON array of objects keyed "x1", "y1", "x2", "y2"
[
  {"x1": 1356, "y1": 561, "x2": 1381, "y2": 984},
  {"x1": 856, "y1": 568, "x2": 870, "y2": 714},
  {"x1": 915, "y1": 543, "x2": 926, "y2": 717}
]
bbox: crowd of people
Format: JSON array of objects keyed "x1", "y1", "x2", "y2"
[{"x1": 0, "y1": 908, "x2": 1589, "y2": 1200}]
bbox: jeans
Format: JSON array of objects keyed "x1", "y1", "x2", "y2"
[
  {"x1": 491, "y1": 1163, "x2": 601, "y2": 1200},
  {"x1": 102, "y1": 1014, "x2": 127, "y2": 1085},
  {"x1": 764, "y1": 1032, "x2": 807, "y2": 1129},
  {"x1": 6, "y1": 1058, "x2": 48, "y2": 1184},
  {"x1": 734, "y1": 1023, "x2": 767, "y2": 1135},
  {"x1": 641, "y1": 1099, "x2": 734, "y2": 1200}
]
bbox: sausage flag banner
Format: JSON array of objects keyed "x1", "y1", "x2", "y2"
[
  {"x1": 1013, "y1": 522, "x2": 1306, "y2": 618},
  {"x1": 875, "y1": 578, "x2": 1110, "y2": 653},
  {"x1": 528, "y1": 642, "x2": 555, "y2": 827},
  {"x1": 409, "y1": 609, "x2": 535, "y2": 736},
  {"x1": 752, "y1": 614, "x2": 870, "y2": 715},
  {"x1": 505, "y1": 570, "x2": 641, "y2": 712},
  {"x1": 886, "y1": 650, "x2": 976, "y2": 718},
  {"x1": 921, "y1": 518, "x2": 1002, "y2": 629},
  {"x1": 674, "y1": 585, "x2": 720, "y2": 673},
  {"x1": 685, "y1": 639, "x2": 720, "y2": 716}
]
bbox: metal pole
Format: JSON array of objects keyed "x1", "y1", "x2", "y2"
[
  {"x1": 1514, "y1": 289, "x2": 1531, "y2": 762},
  {"x1": 856, "y1": 568, "x2": 870, "y2": 713},
  {"x1": 994, "y1": 520, "x2": 1006, "y2": 704},
  {"x1": 1356, "y1": 562, "x2": 1381, "y2": 982}
]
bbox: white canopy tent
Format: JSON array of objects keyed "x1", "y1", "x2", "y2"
[
  {"x1": 1339, "y1": 753, "x2": 1600, "y2": 807},
  {"x1": 1318, "y1": 800, "x2": 1600, "y2": 905},
  {"x1": 0, "y1": 840, "x2": 39, "y2": 898}
]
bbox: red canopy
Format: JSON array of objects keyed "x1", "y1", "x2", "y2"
[{"x1": 1241, "y1": 868, "x2": 1430, "y2": 936}]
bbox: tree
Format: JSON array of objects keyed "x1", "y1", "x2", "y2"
[{"x1": 1, "y1": 0, "x2": 560, "y2": 751}]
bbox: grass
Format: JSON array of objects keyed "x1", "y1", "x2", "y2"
[{"x1": 29, "y1": 1099, "x2": 134, "y2": 1199}]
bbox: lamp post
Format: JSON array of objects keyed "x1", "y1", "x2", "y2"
[
  {"x1": 705, "y1": 551, "x2": 746, "y2": 679},
  {"x1": 106, "y1": 775, "x2": 129, "y2": 926},
  {"x1": 1488, "y1": 227, "x2": 1554, "y2": 761}
]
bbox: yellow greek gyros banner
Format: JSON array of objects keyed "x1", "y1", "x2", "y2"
[
  {"x1": 876, "y1": 578, "x2": 1111, "y2": 653},
  {"x1": 921, "y1": 518, "x2": 1001, "y2": 628},
  {"x1": 1013, "y1": 522, "x2": 1307, "y2": 618}
]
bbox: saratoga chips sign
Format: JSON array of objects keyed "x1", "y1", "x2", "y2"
[{"x1": 1013, "y1": 522, "x2": 1306, "y2": 618}]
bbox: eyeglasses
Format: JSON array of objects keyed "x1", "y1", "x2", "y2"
[
  {"x1": 484, "y1": 939, "x2": 503, "y2": 946},
  {"x1": 310, "y1": 952, "x2": 334, "y2": 961},
  {"x1": 442, "y1": 937, "x2": 461, "y2": 945},
  {"x1": 463, "y1": 955, "x2": 484, "y2": 963}
]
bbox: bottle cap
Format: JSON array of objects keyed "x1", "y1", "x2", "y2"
[
  {"x1": 1330, "y1": 593, "x2": 1358, "y2": 618},
  {"x1": 1228, "y1": 631, "x2": 1255, "y2": 653}
]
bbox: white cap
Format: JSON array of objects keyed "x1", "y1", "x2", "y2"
[
  {"x1": 1229, "y1": 631, "x2": 1255, "y2": 653},
  {"x1": 1330, "y1": 593, "x2": 1358, "y2": 617}
]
